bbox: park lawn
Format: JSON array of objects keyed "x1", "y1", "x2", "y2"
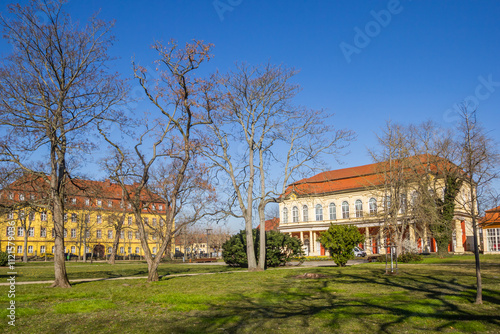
[
  {"x1": 0, "y1": 262, "x2": 499, "y2": 333},
  {"x1": 0, "y1": 261, "x2": 241, "y2": 282}
]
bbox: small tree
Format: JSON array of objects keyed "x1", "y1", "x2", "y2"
[
  {"x1": 320, "y1": 224, "x2": 364, "y2": 267},
  {"x1": 222, "y1": 229, "x2": 303, "y2": 268}
]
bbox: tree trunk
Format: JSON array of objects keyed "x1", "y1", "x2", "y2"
[
  {"x1": 23, "y1": 230, "x2": 28, "y2": 263},
  {"x1": 245, "y1": 212, "x2": 258, "y2": 271},
  {"x1": 257, "y1": 202, "x2": 266, "y2": 271},
  {"x1": 51, "y1": 199, "x2": 71, "y2": 288},
  {"x1": 472, "y1": 213, "x2": 483, "y2": 304},
  {"x1": 108, "y1": 228, "x2": 121, "y2": 265}
]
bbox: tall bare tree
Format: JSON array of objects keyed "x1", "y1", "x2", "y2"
[
  {"x1": 206, "y1": 63, "x2": 354, "y2": 271},
  {"x1": 100, "y1": 40, "x2": 216, "y2": 282},
  {"x1": 0, "y1": 0, "x2": 125, "y2": 287},
  {"x1": 455, "y1": 105, "x2": 499, "y2": 304}
]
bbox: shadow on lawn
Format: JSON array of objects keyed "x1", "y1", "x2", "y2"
[{"x1": 160, "y1": 268, "x2": 500, "y2": 333}]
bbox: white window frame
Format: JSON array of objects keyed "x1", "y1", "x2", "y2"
[
  {"x1": 292, "y1": 206, "x2": 299, "y2": 223},
  {"x1": 342, "y1": 201, "x2": 349, "y2": 219},
  {"x1": 329, "y1": 202, "x2": 336, "y2": 220},
  {"x1": 355, "y1": 199, "x2": 363, "y2": 218},
  {"x1": 315, "y1": 204, "x2": 323, "y2": 221}
]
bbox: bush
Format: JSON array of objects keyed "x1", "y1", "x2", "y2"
[
  {"x1": 0, "y1": 251, "x2": 8, "y2": 266},
  {"x1": 398, "y1": 252, "x2": 423, "y2": 263},
  {"x1": 319, "y1": 224, "x2": 364, "y2": 267},
  {"x1": 222, "y1": 229, "x2": 303, "y2": 268}
]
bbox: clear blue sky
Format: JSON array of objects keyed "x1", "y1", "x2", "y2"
[{"x1": 1, "y1": 0, "x2": 500, "y2": 227}]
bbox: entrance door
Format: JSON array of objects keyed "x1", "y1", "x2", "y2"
[{"x1": 93, "y1": 244, "x2": 105, "y2": 259}]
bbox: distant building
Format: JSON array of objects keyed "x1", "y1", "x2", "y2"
[
  {"x1": 0, "y1": 176, "x2": 173, "y2": 259},
  {"x1": 480, "y1": 206, "x2": 500, "y2": 253},
  {"x1": 257, "y1": 217, "x2": 280, "y2": 231},
  {"x1": 278, "y1": 157, "x2": 474, "y2": 256}
]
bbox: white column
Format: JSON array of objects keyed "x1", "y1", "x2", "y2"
[
  {"x1": 300, "y1": 231, "x2": 304, "y2": 244},
  {"x1": 365, "y1": 227, "x2": 370, "y2": 255},
  {"x1": 311, "y1": 231, "x2": 316, "y2": 254}
]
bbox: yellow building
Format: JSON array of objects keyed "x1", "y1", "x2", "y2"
[
  {"x1": 1, "y1": 177, "x2": 174, "y2": 259},
  {"x1": 279, "y1": 156, "x2": 475, "y2": 256}
]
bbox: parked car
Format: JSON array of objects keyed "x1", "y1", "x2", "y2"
[{"x1": 353, "y1": 246, "x2": 366, "y2": 257}]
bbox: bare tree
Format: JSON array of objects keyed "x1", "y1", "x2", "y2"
[
  {"x1": 0, "y1": 0, "x2": 125, "y2": 287},
  {"x1": 455, "y1": 105, "x2": 499, "y2": 304},
  {"x1": 206, "y1": 63, "x2": 354, "y2": 271},
  {"x1": 100, "y1": 40, "x2": 216, "y2": 282}
]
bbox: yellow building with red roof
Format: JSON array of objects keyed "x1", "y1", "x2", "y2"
[
  {"x1": 480, "y1": 206, "x2": 500, "y2": 253},
  {"x1": 1, "y1": 176, "x2": 174, "y2": 259}
]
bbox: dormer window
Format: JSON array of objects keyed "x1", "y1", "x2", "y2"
[{"x1": 19, "y1": 194, "x2": 25, "y2": 201}]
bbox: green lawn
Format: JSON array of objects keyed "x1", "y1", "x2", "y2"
[
  {"x1": 0, "y1": 261, "x2": 240, "y2": 282},
  {"x1": 1, "y1": 259, "x2": 499, "y2": 333}
]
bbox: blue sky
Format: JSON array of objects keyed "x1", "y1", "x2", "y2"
[
  {"x1": 49, "y1": 0, "x2": 500, "y2": 167},
  {"x1": 1, "y1": 0, "x2": 500, "y2": 228}
]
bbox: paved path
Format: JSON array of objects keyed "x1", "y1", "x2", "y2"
[{"x1": 0, "y1": 259, "x2": 367, "y2": 286}]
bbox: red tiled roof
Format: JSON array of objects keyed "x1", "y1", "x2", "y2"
[
  {"x1": 480, "y1": 206, "x2": 500, "y2": 227},
  {"x1": 257, "y1": 217, "x2": 280, "y2": 231},
  {"x1": 281, "y1": 155, "x2": 459, "y2": 199}
]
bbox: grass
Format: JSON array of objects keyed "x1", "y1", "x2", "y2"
[
  {"x1": 0, "y1": 261, "x2": 241, "y2": 282},
  {"x1": 0, "y1": 257, "x2": 499, "y2": 333}
]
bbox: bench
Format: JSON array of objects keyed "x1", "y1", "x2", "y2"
[{"x1": 192, "y1": 257, "x2": 217, "y2": 263}]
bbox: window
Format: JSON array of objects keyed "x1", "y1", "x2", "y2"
[
  {"x1": 17, "y1": 227, "x2": 24, "y2": 237},
  {"x1": 152, "y1": 204, "x2": 156, "y2": 210},
  {"x1": 128, "y1": 216, "x2": 133, "y2": 225},
  {"x1": 85, "y1": 214, "x2": 90, "y2": 224},
  {"x1": 71, "y1": 228, "x2": 76, "y2": 238},
  {"x1": 128, "y1": 231, "x2": 133, "y2": 239},
  {"x1": 40, "y1": 227, "x2": 46, "y2": 238},
  {"x1": 153, "y1": 218, "x2": 157, "y2": 226},
  {"x1": 152, "y1": 247, "x2": 157, "y2": 254},
  {"x1": 120, "y1": 201, "x2": 124, "y2": 208},
  {"x1": 41, "y1": 211, "x2": 47, "y2": 221},
  {"x1": 7, "y1": 212, "x2": 14, "y2": 220},
  {"x1": 8, "y1": 193, "x2": 13, "y2": 200},
  {"x1": 411, "y1": 191, "x2": 419, "y2": 207},
  {"x1": 107, "y1": 247, "x2": 112, "y2": 253},
  {"x1": 64, "y1": 213, "x2": 68, "y2": 222},
  {"x1": 153, "y1": 234, "x2": 157, "y2": 241},
  {"x1": 17, "y1": 246, "x2": 22, "y2": 254},
  {"x1": 282, "y1": 207, "x2": 288, "y2": 224},
  {"x1": 355, "y1": 200, "x2": 363, "y2": 218},
  {"x1": 487, "y1": 228, "x2": 500, "y2": 252},
  {"x1": 302, "y1": 205, "x2": 308, "y2": 222},
  {"x1": 128, "y1": 203, "x2": 132, "y2": 209},
  {"x1": 97, "y1": 199, "x2": 102, "y2": 206},
  {"x1": 108, "y1": 200, "x2": 112, "y2": 208},
  {"x1": 135, "y1": 232, "x2": 140, "y2": 240},
  {"x1": 52, "y1": 246, "x2": 55, "y2": 253},
  {"x1": 71, "y1": 213, "x2": 77, "y2": 223},
  {"x1": 85, "y1": 246, "x2": 90, "y2": 253},
  {"x1": 369, "y1": 198, "x2": 377, "y2": 215},
  {"x1": 135, "y1": 247, "x2": 140, "y2": 254},
  {"x1": 29, "y1": 211, "x2": 35, "y2": 221},
  {"x1": 96, "y1": 214, "x2": 102, "y2": 224},
  {"x1": 120, "y1": 231, "x2": 124, "y2": 239},
  {"x1": 28, "y1": 227, "x2": 34, "y2": 237},
  {"x1": 85, "y1": 198, "x2": 90, "y2": 206},
  {"x1": 108, "y1": 230, "x2": 113, "y2": 239},
  {"x1": 400, "y1": 194, "x2": 407, "y2": 214},
  {"x1": 64, "y1": 229, "x2": 67, "y2": 238},
  {"x1": 329, "y1": 203, "x2": 336, "y2": 220},
  {"x1": 40, "y1": 246, "x2": 46, "y2": 254},
  {"x1": 85, "y1": 230, "x2": 90, "y2": 238},
  {"x1": 120, "y1": 246, "x2": 124, "y2": 254},
  {"x1": 292, "y1": 206, "x2": 299, "y2": 223},
  {"x1": 160, "y1": 219, "x2": 164, "y2": 226},
  {"x1": 28, "y1": 245, "x2": 33, "y2": 253},
  {"x1": 159, "y1": 205, "x2": 163, "y2": 211},
  {"x1": 385, "y1": 196, "x2": 391, "y2": 212},
  {"x1": 19, "y1": 194, "x2": 25, "y2": 201},
  {"x1": 144, "y1": 217, "x2": 149, "y2": 225},
  {"x1": 51, "y1": 229, "x2": 55, "y2": 238},
  {"x1": 71, "y1": 198, "x2": 77, "y2": 204},
  {"x1": 315, "y1": 204, "x2": 323, "y2": 221},
  {"x1": 342, "y1": 201, "x2": 349, "y2": 219},
  {"x1": 71, "y1": 246, "x2": 76, "y2": 253},
  {"x1": 30, "y1": 194, "x2": 35, "y2": 200},
  {"x1": 96, "y1": 230, "x2": 102, "y2": 239},
  {"x1": 128, "y1": 247, "x2": 132, "y2": 254}
]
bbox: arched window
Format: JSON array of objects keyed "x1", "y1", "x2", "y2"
[
  {"x1": 400, "y1": 194, "x2": 407, "y2": 213},
  {"x1": 385, "y1": 196, "x2": 391, "y2": 212},
  {"x1": 355, "y1": 199, "x2": 363, "y2": 218},
  {"x1": 292, "y1": 206, "x2": 299, "y2": 223},
  {"x1": 369, "y1": 198, "x2": 377, "y2": 215},
  {"x1": 412, "y1": 191, "x2": 419, "y2": 207},
  {"x1": 302, "y1": 205, "x2": 308, "y2": 222},
  {"x1": 329, "y1": 202, "x2": 336, "y2": 220},
  {"x1": 342, "y1": 201, "x2": 349, "y2": 219},
  {"x1": 315, "y1": 204, "x2": 323, "y2": 221},
  {"x1": 282, "y1": 207, "x2": 288, "y2": 224}
]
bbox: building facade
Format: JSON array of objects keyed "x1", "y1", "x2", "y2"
[
  {"x1": 279, "y1": 158, "x2": 474, "y2": 256},
  {"x1": 1, "y1": 177, "x2": 174, "y2": 259},
  {"x1": 480, "y1": 206, "x2": 500, "y2": 253}
]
